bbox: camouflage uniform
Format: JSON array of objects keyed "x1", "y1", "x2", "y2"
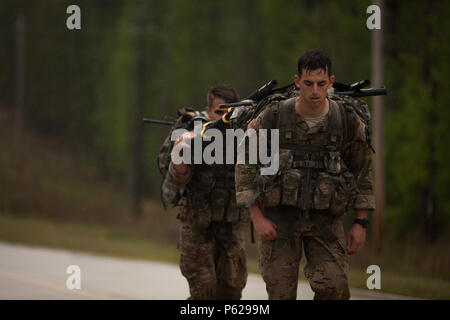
[
  {"x1": 167, "y1": 136, "x2": 249, "y2": 300},
  {"x1": 235, "y1": 96, "x2": 375, "y2": 300}
]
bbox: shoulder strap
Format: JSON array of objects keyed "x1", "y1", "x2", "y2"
[
  {"x1": 328, "y1": 100, "x2": 346, "y2": 146},
  {"x1": 278, "y1": 97, "x2": 297, "y2": 146},
  {"x1": 329, "y1": 93, "x2": 375, "y2": 150},
  {"x1": 270, "y1": 102, "x2": 279, "y2": 125}
]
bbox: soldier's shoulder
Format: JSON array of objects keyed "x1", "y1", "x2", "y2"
[
  {"x1": 254, "y1": 96, "x2": 295, "y2": 129},
  {"x1": 330, "y1": 94, "x2": 372, "y2": 143},
  {"x1": 252, "y1": 102, "x2": 276, "y2": 129},
  {"x1": 331, "y1": 94, "x2": 369, "y2": 125}
]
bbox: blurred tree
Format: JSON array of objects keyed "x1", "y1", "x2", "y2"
[{"x1": 384, "y1": 0, "x2": 450, "y2": 240}]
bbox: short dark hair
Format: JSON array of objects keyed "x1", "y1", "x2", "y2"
[
  {"x1": 207, "y1": 84, "x2": 240, "y2": 107},
  {"x1": 297, "y1": 50, "x2": 332, "y2": 77}
]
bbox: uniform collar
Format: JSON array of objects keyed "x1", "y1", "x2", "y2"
[{"x1": 296, "y1": 98, "x2": 337, "y2": 134}]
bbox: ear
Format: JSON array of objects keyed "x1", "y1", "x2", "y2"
[
  {"x1": 294, "y1": 74, "x2": 301, "y2": 88},
  {"x1": 328, "y1": 75, "x2": 335, "y2": 88}
]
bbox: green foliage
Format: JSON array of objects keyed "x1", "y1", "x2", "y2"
[
  {"x1": 92, "y1": 1, "x2": 137, "y2": 180},
  {"x1": 384, "y1": 0, "x2": 450, "y2": 235}
]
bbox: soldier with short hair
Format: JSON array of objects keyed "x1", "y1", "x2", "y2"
[
  {"x1": 167, "y1": 84, "x2": 248, "y2": 300},
  {"x1": 235, "y1": 50, "x2": 375, "y2": 300}
]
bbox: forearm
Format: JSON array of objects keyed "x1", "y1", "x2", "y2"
[
  {"x1": 354, "y1": 209, "x2": 368, "y2": 219},
  {"x1": 249, "y1": 203, "x2": 277, "y2": 241}
]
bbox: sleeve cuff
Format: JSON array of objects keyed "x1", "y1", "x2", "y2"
[
  {"x1": 236, "y1": 189, "x2": 257, "y2": 208},
  {"x1": 168, "y1": 162, "x2": 192, "y2": 187},
  {"x1": 353, "y1": 194, "x2": 376, "y2": 210}
]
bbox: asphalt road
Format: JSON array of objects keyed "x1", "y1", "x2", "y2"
[{"x1": 0, "y1": 241, "x2": 415, "y2": 300}]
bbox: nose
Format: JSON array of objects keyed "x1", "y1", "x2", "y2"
[{"x1": 312, "y1": 84, "x2": 319, "y2": 94}]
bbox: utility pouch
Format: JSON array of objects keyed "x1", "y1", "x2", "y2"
[
  {"x1": 281, "y1": 169, "x2": 302, "y2": 207},
  {"x1": 257, "y1": 149, "x2": 293, "y2": 207},
  {"x1": 278, "y1": 148, "x2": 294, "y2": 171},
  {"x1": 313, "y1": 172, "x2": 339, "y2": 210},
  {"x1": 330, "y1": 171, "x2": 358, "y2": 215},
  {"x1": 324, "y1": 151, "x2": 342, "y2": 174},
  {"x1": 257, "y1": 174, "x2": 281, "y2": 207}
]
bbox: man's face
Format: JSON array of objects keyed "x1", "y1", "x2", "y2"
[
  {"x1": 294, "y1": 68, "x2": 334, "y2": 108},
  {"x1": 206, "y1": 97, "x2": 227, "y2": 121}
]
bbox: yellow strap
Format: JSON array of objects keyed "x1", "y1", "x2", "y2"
[
  {"x1": 201, "y1": 122, "x2": 212, "y2": 138},
  {"x1": 222, "y1": 113, "x2": 230, "y2": 124}
]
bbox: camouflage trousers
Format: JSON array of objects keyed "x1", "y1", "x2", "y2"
[
  {"x1": 258, "y1": 207, "x2": 350, "y2": 300},
  {"x1": 179, "y1": 219, "x2": 248, "y2": 300}
]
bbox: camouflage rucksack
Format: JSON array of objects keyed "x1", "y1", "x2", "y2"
[
  {"x1": 228, "y1": 84, "x2": 299, "y2": 131},
  {"x1": 228, "y1": 84, "x2": 373, "y2": 151},
  {"x1": 157, "y1": 107, "x2": 209, "y2": 208},
  {"x1": 328, "y1": 92, "x2": 374, "y2": 152}
]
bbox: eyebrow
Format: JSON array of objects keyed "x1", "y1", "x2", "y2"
[{"x1": 303, "y1": 80, "x2": 327, "y2": 84}]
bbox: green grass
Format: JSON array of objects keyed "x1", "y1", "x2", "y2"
[
  {"x1": 347, "y1": 267, "x2": 450, "y2": 299},
  {"x1": 0, "y1": 213, "x2": 179, "y2": 264}
]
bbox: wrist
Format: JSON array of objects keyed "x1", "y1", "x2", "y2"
[
  {"x1": 249, "y1": 204, "x2": 263, "y2": 220},
  {"x1": 354, "y1": 218, "x2": 370, "y2": 229},
  {"x1": 174, "y1": 163, "x2": 188, "y2": 174},
  {"x1": 355, "y1": 209, "x2": 368, "y2": 219}
]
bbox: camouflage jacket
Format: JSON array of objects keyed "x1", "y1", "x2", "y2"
[{"x1": 235, "y1": 96, "x2": 375, "y2": 213}]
